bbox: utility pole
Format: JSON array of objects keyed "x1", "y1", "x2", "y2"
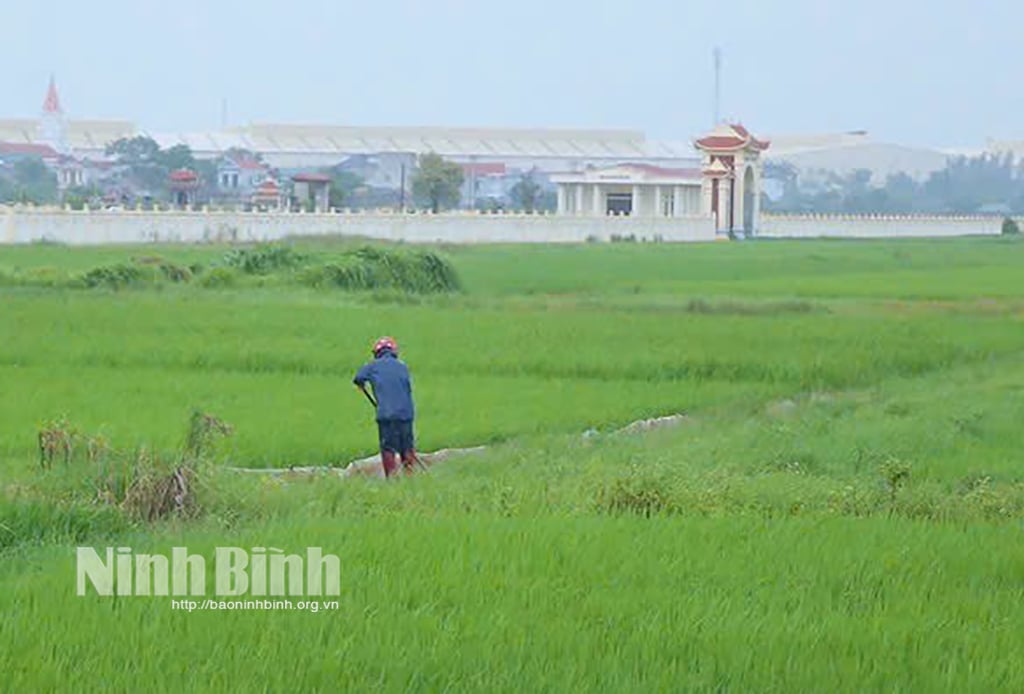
[
  {"x1": 713, "y1": 47, "x2": 722, "y2": 127},
  {"x1": 399, "y1": 162, "x2": 406, "y2": 212}
]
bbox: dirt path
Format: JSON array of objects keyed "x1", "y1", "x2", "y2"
[{"x1": 228, "y1": 413, "x2": 690, "y2": 479}]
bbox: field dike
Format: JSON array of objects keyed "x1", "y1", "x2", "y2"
[{"x1": 228, "y1": 413, "x2": 691, "y2": 479}]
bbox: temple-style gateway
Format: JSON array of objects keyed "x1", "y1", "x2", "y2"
[{"x1": 551, "y1": 123, "x2": 770, "y2": 236}]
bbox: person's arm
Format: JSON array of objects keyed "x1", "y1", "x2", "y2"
[
  {"x1": 353, "y1": 362, "x2": 372, "y2": 386},
  {"x1": 353, "y1": 363, "x2": 376, "y2": 402}
]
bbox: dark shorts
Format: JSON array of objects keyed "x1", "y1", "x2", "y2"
[{"x1": 377, "y1": 419, "x2": 415, "y2": 453}]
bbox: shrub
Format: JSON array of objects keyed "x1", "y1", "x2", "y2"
[
  {"x1": 198, "y1": 266, "x2": 238, "y2": 288},
  {"x1": 80, "y1": 263, "x2": 146, "y2": 290},
  {"x1": 594, "y1": 466, "x2": 676, "y2": 517},
  {"x1": 31, "y1": 411, "x2": 233, "y2": 523},
  {"x1": 1002, "y1": 217, "x2": 1021, "y2": 236},
  {"x1": 302, "y1": 246, "x2": 461, "y2": 294},
  {"x1": 159, "y1": 262, "x2": 193, "y2": 283},
  {"x1": 222, "y1": 244, "x2": 306, "y2": 274}
]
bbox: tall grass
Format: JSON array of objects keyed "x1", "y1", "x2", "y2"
[{"x1": 2, "y1": 517, "x2": 1023, "y2": 692}]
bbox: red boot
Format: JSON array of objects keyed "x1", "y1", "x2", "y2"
[
  {"x1": 400, "y1": 449, "x2": 419, "y2": 474},
  {"x1": 381, "y1": 450, "x2": 398, "y2": 478}
]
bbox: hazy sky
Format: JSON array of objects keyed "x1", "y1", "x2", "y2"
[{"x1": 2, "y1": 0, "x2": 1019, "y2": 147}]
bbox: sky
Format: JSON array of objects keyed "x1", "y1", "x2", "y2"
[{"x1": 1, "y1": 0, "x2": 1020, "y2": 148}]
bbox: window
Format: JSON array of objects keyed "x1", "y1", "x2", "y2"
[{"x1": 607, "y1": 193, "x2": 632, "y2": 216}]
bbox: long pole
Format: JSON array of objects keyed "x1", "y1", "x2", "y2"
[
  {"x1": 399, "y1": 162, "x2": 406, "y2": 212},
  {"x1": 713, "y1": 47, "x2": 722, "y2": 126}
]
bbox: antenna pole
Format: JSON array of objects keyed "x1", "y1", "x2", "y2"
[{"x1": 713, "y1": 47, "x2": 722, "y2": 126}]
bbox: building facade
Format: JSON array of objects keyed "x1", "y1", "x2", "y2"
[{"x1": 551, "y1": 124, "x2": 770, "y2": 236}]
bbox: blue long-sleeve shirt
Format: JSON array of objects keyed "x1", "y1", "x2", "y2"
[{"x1": 353, "y1": 350, "x2": 416, "y2": 421}]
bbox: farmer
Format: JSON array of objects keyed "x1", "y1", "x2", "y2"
[{"x1": 353, "y1": 336, "x2": 419, "y2": 477}]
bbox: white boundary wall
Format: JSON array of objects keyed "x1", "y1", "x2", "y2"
[
  {"x1": 2, "y1": 206, "x2": 716, "y2": 245},
  {"x1": 0, "y1": 206, "x2": 1009, "y2": 245},
  {"x1": 759, "y1": 214, "x2": 1003, "y2": 238}
]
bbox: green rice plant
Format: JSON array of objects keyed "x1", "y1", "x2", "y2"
[{"x1": 2, "y1": 237, "x2": 1024, "y2": 691}]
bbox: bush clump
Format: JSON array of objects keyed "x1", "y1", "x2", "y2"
[
  {"x1": 159, "y1": 262, "x2": 193, "y2": 283},
  {"x1": 80, "y1": 263, "x2": 146, "y2": 290},
  {"x1": 303, "y1": 246, "x2": 461, "y2": 294},
  {"x1": 198, "y1": 266, "x2": 238, "y2": 289},
  {"x1": 1002, "y1": 217, "x2": 1021, "y2": 236},
  {"x1": 223, "y1": 244, "x2": 306, "y2": 275}
]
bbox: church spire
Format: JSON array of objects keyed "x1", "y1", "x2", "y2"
[
  {"x1": 38, "y1": 74, "x2": 69, "y2": 154},
  {"x1": 42, "y1": 74, "x2": 63, "y2": 115}
]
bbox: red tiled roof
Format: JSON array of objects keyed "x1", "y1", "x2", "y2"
[
  {"x1": 292, "y1": 172, "x2": 331, "y2": 183},
  {"x1": 460, "y1": 162, "x2": 506, "y2": 176},
  {"x1": 0, "y1": 141, "x2": 59, "y2": 158},
  {"x1": 169, "y1": 168, "x2": 198, "y2": 182},
  {"x1": 695, "y1": 135, "x2": 747, "y2": 150},
  {"x1": 252, "y1": 178, "x2": 282, "y2": 202},
  {"x1": 695, "y1": 124, "x2": 770, "y2": 152},
  {"x1": 226, "y1": 154, "x2": 267, "y2": 171}
]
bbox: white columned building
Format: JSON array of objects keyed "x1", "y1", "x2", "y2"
[
  {"x1": 551, "y1": 163, "x2": 705, "y2": 218},
  {"x1": 552, "y1": 123, "x2": 770, "y2": 237}
]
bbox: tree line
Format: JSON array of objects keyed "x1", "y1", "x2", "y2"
[
  {"x1": 0, "y1": 139, "x2": 554, "y2": 213},
  {"x1": 765, "y1": 153, "x2": 1024, "y2": 215}
]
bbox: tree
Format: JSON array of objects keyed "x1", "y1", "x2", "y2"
[
  {"x1": 63, "y1": 184, "x2": 103, "y2": 210},
  {"x1": 106, "y1": 135, "x2": 165, "y2": 193},
  {"x1": 223, "y1": 147, "x2": 263, "y2": 164},
  {"x1": 8, "y1": 158, "x2": 58, "y2": 204},
  {"x1": 157, "y1": 144, "x2": 197, "y2": 172},
  {"x1": 328, "y1": 171, "x2": 364, "y2": 209},
  {"x1": 105, "y1": 136, "x2": 200, "y2": 197},
  {"x1": 411, "y1": 153, "x2": 463, "y2": 212},
  {"x1": 883, "y1": 172, "x2": 920, "y2": 213},
  {"x1": 105, "y1": 135, "x2": 161, "y2": 164},
  {"x1": 509, "y1": 169, "x2": 542, "y2": 212}
]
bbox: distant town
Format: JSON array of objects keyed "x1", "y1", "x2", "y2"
[{"x1": 3, "y1": 78, "x2": 1024, "y2": 216}]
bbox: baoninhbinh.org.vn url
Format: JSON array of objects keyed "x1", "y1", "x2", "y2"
[{"x1": 171, "y1": 598, "x2": 339, "y2": 612}]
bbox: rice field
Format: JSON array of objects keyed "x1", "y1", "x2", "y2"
[{"x1": 1, "y1": 236, "x2": 1023, "y2": 692}]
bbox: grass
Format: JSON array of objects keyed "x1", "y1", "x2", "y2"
[
  {"x1": 1, "y1": 235, "x2": 1023, "y2": 691},
  {"x1": 3, "y1": 517, "x2": 1024, "y2": 692}
]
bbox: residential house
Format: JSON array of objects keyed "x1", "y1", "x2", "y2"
[{"x1": 215, "y1": 152, "x2": 270, "y2": 201}]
